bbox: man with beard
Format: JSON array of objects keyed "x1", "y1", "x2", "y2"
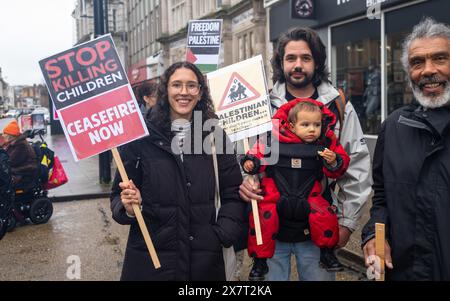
[
  {"x1": 239, "y1": 27, "x2": 371, "y2": 281},
  {"x1": 362, "y1": 18, "x2": 450, "y2": 281}
]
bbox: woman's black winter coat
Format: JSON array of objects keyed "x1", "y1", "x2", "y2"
[{"x1": 110, "y1": 118, "x2": 245, "y2": 281}]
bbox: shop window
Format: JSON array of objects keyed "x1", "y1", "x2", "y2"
[
  {"x1": 332, "y1": 19, "x2": 381, "y2": 135},
  {"x1": 386, "y1": 31, "x2": 414, "y2": 115}
]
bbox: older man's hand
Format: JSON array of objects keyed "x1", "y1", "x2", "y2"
[{"x1": 363, "y1": 238, "x2": 394, "y2": 273}]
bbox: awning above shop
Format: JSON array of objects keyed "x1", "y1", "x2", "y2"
[{"x1": 127, "y1": 52, "x2": 164, "y2": 86}]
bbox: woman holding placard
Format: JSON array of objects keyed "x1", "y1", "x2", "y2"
[{"x1": 111, "y1": 62, "x2": 245, "y2": 281}]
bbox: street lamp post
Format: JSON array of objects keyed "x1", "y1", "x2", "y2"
[{"x1": 94, "y1": 0, "x2": 112, "y2": 184}]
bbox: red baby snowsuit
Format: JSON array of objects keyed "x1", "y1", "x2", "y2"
[{"x1": 243, "y1": 98, "x2": 350, "y2": 259}]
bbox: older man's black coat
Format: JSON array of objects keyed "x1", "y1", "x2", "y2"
[
  {"x1": 110, "y1": 120, "x2": 245, "y2": 281},
  {"x1": 362, "y1": 104, "x2": 450, "y2": 280}
]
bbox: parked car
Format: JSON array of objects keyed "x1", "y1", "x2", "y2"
[
  {"x1": 32, "y1": 107, "x2": 50, "y2": 125},
  {"x1": 4, "y1": 109, "x2": 22, "y2": 119},
  {"x1": 21, "y1": 108, "x2": 33, "y2": 115}
]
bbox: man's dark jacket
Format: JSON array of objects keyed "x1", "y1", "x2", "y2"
[{"x1": 362, "y1": 104, "x2": 450, "y2": 280}]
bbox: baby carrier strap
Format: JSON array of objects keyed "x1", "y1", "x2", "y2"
[
  {"x1": 327, "y1": 89, "x2": 347, "y2": 139},
  {"x1": 274, "y1": 143, "x2": 324, "y2": 171},
  {"x1": 276, "y1": 143, "x2": 323, "y2": 157}
]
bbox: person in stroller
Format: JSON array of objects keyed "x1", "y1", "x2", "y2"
[
  {"x1": 0, "y1": 147, "x2": 13, "y2": 240},
  {"x1": 1, "y1": 120, "x2": 39, "y2": 191},
  {"x1": 1, "y1": 122, "x2": 53, "y2": 231}
]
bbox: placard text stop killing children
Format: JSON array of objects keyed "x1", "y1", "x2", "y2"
[
  {"x1": 45, "y1": 40, "x2": 122, "y2": 102},
  {"x1": 40, "y1": 35, "x2": 128, "y2": 110}
]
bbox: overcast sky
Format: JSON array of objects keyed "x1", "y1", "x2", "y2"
[{"x1": 0, "y1": 0, "x2": 75, "y2": 86}]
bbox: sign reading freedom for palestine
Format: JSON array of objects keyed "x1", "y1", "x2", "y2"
[
  {"x1": 39, "y1": 34, "x2": 148, "y2": 161},
  {"x1": 186, "y1": 19, "x2": 222, "y2": 73}
]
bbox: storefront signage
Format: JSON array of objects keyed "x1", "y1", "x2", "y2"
[
  {"x1": 127, "y1": 59, "x2": 147, "y2": 86},
  {"x1": 146, "y1": 52, "x2": 164, "y2": 80},
  {"x1": 367, "y1": 0, "x2": 389, "y2": 7},
  {"x1": 291, "y1": 0, "x2": 315, "y2": 19},
  {"x1": 232, "y1": 9, "x2": 253, "y2": 30},
  {"x1": 270, "y1": 0, "x2": 416, "y2": 40},
  {"x1": 319, "y1": 0, "x2": 412, "y2": 23},
  {"x1": 264, "y1": 0, "x2": 282, "y2": 8}
]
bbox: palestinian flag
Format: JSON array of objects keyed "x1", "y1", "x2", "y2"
[{"x1": 186, "y1": 46, "x2": 220, "y2": 73}]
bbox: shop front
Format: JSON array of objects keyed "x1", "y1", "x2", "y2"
[{"x1": 269, "y1": 0, "x2": 450, "y2": 153}]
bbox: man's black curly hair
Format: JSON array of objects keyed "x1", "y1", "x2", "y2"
[{"x1": 271, "y1": 27, "x2": 331, "y2": 86}]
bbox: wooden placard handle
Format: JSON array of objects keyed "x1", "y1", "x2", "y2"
[
  {"x1": 375, "y1": 223, "x2": 385, "y2": 281},
  {"x1": 111, "y1": 148, "x2": 161, "y2": 269},
  {"x1": 243, "y1": 139, "x2": 263, "y2": 246}
]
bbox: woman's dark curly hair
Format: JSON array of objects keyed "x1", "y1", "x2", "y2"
[
  {"x1": 271, "y1": 27, "x2": 331, "y2": 86},
  {"x1": 151, "y1": 61, "x2": 216, "y2": 138}
]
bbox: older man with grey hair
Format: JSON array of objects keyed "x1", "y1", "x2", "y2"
[{"x1": 362, "y1": 18, "x2": 450, "y2": 281}]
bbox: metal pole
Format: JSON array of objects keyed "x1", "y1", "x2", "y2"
[
  {"x1": 93, "y1": 0, "x2": 105, "y2": 37},
  {"x1": 104, "y1": 0, "x2": 109, "y2": 33},
  {"x1": 94, "y1": 0, "x2": 111, "y2": 184}
]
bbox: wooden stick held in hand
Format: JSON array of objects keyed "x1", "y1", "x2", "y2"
[
  {"x1": 112, "y1": 148, "x2": 161, "y2": 269},
  {"x1": 375, "y1": 223, "x2": 385, "y2": 281},
  {"x1": 243, "y1": 139, "x2": 263, "y2": 246}
]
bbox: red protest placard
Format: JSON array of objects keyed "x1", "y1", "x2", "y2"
[
  {"x1": 39, "y1": 34, "x2": 148, "y2": 161},
  {"x1": 39, "y1": 35, "x2": 159, "y2": 268},
  {"x1": 59, "y1": 85, "x2": 146, "y2": 160}
]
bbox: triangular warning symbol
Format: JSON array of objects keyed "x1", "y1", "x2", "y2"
[{"x1": 218, "y1": 72, "x2": 261, "y2": 110}]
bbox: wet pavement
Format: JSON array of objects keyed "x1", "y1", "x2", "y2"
[
  {"x1": 1, "y1": 118, "x2": 113, "y2": 201},
  {"x1": 0, "y1": 198, "x2": 367, "y2": 281},
  {"x1": 236, "y1": 251, "x2": 366, "y2": 281},
  {"x1": 0, "y1": 117, "x2": 370, "y2": 281},
  {"x1": 0, "y1": 198, "x2": 128, "y2": 280}
]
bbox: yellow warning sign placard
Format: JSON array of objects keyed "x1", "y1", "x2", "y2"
[{"x1": 207, "y1": 55, "x2": 272, "y2": 142}]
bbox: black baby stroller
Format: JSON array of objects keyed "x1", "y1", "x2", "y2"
[
  {"x1": 5, "y1": 129, "x2": 54, "y2": 232},
  {"x1": 0, "y1": 147, "x2": 14, "y2": 240}
]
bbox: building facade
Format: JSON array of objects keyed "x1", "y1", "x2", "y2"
[
  {"x1": 158, "y1": 0, "x2": 268, "y2": 74},
  {"x1": 72, "y1": 0, "x2": 127, "y2": 64},
  {"x1": 0, "y1": 68, "x2": 7, "y2": 112},
  {"x1": 267, "y1": 0, "x2": 450, "y2": 153},
  {"x1": 0, "y1": 68, "x2": 15, "y2": 112},
  {"x1": 126, "y1": 0, "x2": 164, "y2": 86},
  {"x1": 124, "y1": 0, "x2": 269, "y2": 86}
]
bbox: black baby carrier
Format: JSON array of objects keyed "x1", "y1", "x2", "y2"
[{"x1": 268, "y1": 143, "x2": 325, "y2": 242}]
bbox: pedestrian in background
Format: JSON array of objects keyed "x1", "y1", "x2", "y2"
[
  {"x1": 135, "y1": 81, "x2": 158, "y2": 115},
  {"x1": 1, "y1": 120, "x2": 38, "y2": 191}
]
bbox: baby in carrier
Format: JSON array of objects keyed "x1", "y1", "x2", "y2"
[{"x1": 241, "y1": 99, "x2": 350, "y2": 279}]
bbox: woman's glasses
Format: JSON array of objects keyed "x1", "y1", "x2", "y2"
[{"x1": 169, "y1": 82, "x2": 201, "y2": 95}]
